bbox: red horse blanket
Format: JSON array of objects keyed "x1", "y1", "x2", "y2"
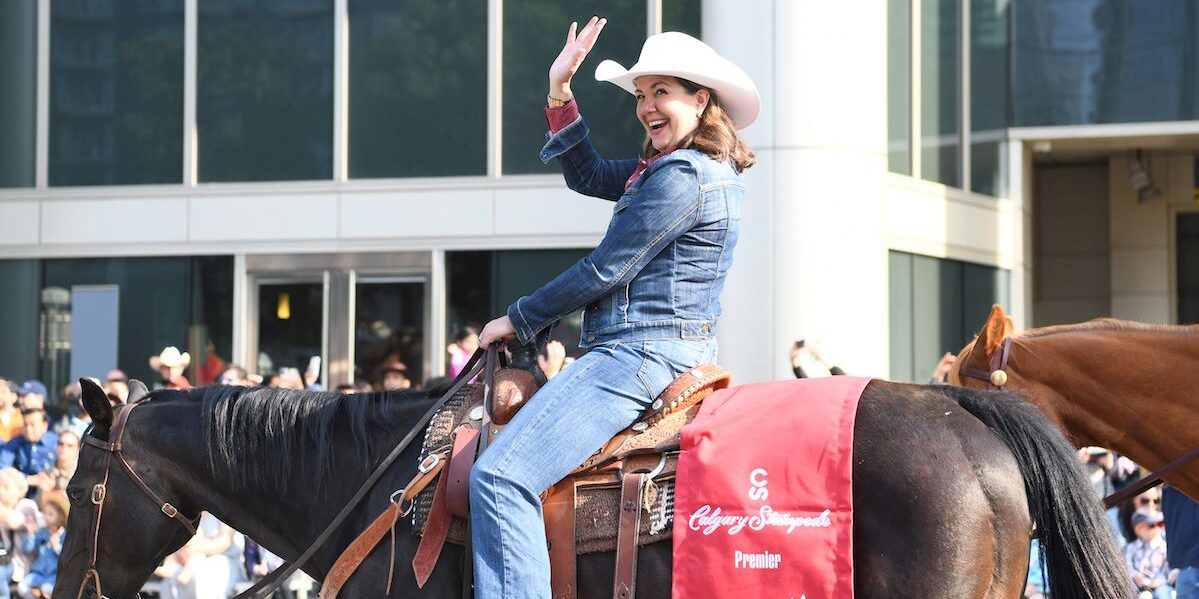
[{"x1": 672, "y1": 376, "x2": 869, "y2": 599}]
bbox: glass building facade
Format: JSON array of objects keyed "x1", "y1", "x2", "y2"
[
  {"x1": 2, "y1": 0, "x2": 1190, "y2": 387},
  {"x1": 1013, "y1": 0, "x2": 1199, "y2": 126}
]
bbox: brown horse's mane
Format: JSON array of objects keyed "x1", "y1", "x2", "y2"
[{"x1": 1019, "y1": 317, "x2": 1196, "y2": 340}]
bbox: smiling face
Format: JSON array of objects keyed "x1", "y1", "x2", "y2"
[{"x1": 633, "y1": 76, "x2": 709, "y2": 152}]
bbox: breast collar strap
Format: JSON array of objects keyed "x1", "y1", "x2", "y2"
[{"x1": 76, "y1": 400, "x2": 200, "y2": 599}]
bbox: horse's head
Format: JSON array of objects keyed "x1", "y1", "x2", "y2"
[
  {"x1": 55, "y1": 379, "x2": 198, "y2": 599},
  {"x1": 949, "y1": 304, "x2": 1016, "y2": 389}
]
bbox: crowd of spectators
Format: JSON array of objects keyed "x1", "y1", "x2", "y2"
[
  {"x1": 0, "y1": 375, "x2": 85, "y2": 598},
  {"x1": 0, "y1": 336, "x2": 570, "y2": 598},
  {"x1": 1021, "y1": 449, "x2": 1199, "y2": 599}
]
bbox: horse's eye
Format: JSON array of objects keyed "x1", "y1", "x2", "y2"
[{"x1": 66, "y1": 487, "x2": 84, "y2": 503}]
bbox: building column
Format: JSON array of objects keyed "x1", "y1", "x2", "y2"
[{"x1": 708, "y1": 0, "x2": 889, "y2": 382}]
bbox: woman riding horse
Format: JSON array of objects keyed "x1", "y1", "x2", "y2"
[{"x1": 472, "y1": 17, "x2": 758, "y2": 598}]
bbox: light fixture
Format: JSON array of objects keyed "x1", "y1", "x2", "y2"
[{"x1": 277, "y1": 292, "x2": 291, "y2": 320}]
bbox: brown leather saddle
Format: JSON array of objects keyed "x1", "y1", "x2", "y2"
[{"x1": 320, "y1": 357, "x2": 731, "y2": 599}]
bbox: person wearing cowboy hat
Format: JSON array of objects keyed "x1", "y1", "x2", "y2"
[
  {"x1": 149, "y1": 346, "x2": 191, "y2": 390},
  {"x1": 472, "y1": 18, "x2": 757, "y2": 597}
]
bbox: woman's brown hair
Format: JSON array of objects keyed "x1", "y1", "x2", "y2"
[{"x1": 642, "y1": 78, "x2": 756, "y2": 172}]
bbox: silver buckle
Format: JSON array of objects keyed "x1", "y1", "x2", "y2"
[
  {"x1": 91, "y1": 484, "x2": 106, "y2": 505},
  {"x1": 419, "y1": 454, "x2": 442, "y2": 474}
]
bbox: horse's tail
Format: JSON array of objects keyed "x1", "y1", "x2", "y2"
[{"x1": 953, "y1": 390, "x2": 1132, "y2": 599}]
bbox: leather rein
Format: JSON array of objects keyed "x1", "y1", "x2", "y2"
[
  {"x1": 957, "y1": 336, "x2": 1199, "y2": 508},
  {"x1": 74, "y1": 347, "x2": 491, "y2": 599}
]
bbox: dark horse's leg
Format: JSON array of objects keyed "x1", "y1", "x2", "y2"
[{"x1": 850, "y1": 381, "x2": 1031, "y2": 598}]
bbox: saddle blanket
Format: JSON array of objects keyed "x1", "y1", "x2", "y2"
[{"x1": 672, "y1": 376, "x2": 869, "y2": 599}]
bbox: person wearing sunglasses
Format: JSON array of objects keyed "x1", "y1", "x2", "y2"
[{"x1": 1124, "y1": 509, "x2": 1173, "y2": 599}]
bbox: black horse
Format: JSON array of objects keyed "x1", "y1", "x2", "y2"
[{"x1": 55, "y1": 374, "x2": 1130, "y2": 598}]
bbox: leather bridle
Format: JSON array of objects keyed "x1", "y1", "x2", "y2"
[
  {"x1": 76, "y1": 399, "x2": 200, "y2": 599},
  {"x1": 958, "y1": 336, "x2": 1013, "y2": 390}
]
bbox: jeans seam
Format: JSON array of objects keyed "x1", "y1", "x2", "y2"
[{"x1": 634, "y1": 343, "x2": 657, "y2": 399}]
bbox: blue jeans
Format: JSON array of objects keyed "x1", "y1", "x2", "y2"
[
  {"x1": 470, "y1": 339, "x2": 717, "y2": 599},
  {"x1": 1177, "y1": 566, "x2": 1199, "y2": 599}
]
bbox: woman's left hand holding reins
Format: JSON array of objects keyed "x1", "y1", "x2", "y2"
[{"x1": 479, "y1": 315, "x2": 516, "y2": 349}]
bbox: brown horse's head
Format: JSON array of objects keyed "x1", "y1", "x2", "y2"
[
  {"x1": 949, "y1": 305, "x2": 1077, "y2": 434},
  {"x1": 54, "y1": 379, "x2": 196, "y2": 599}
]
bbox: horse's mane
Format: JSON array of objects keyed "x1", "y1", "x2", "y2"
[
  {"x1": 1019, "y1": 318, "x2": 1195, "y2": 339},
  {"x1": 149, "y1": 385, "x2": 433, "y2": 497}
]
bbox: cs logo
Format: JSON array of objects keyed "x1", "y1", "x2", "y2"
[{"x1": 748, "y1": 468, "x2": 768, "y2": 502}]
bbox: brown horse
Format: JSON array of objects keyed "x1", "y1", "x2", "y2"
[
  {"x1": 55, "y1": 361, "x2": 1131, "y2": 598},
  {"x1": 951, "y1": 304, "x2": 1199, "y2": 499}
]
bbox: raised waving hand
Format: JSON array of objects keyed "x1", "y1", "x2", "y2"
[{"x1": 548, "y1": 16, "x2": 607, "y2": 101}]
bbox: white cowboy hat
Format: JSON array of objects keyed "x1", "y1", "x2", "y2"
[
  {"x1": 150, "y1": 346, "x2": 191, "y2": 370},
  {"x1": 594, "y1": 32, "x2": 760, "y2": 129}
]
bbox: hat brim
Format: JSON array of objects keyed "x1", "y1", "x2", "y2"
[
  {"x1": 151, "y1": 353, "x2": 191, "y2": 369},
  {"x1": 595, "y1": 59, "x2": 760, "y2": 130}
]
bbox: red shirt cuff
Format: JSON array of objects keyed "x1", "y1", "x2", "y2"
[{"x1": 545, "y1": 100, "x2": 580, "y2": 134}]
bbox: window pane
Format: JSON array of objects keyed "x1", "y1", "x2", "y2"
[
  {"x1": 0, "y1": 260, "x2": 40, "y2": 381},
  {"x1": 503, "y1": 1, "x2": 646, "y2": 175},
  {"x1": 447, "y1": 251, "x2": 492, "y2": 363},
  {"x1": 662, "y1": 0, "x2": 702, "y2": 38},
  {"x1": 961, "y1": 262, "x2": 1008, "y2": 343},
  {"x1": 43, "y1": 257, "x2": 192, "y2": 401},
  {"x1": 890, "y1": 251, "x2": 1009, "y2": 382},
  {"x1": 348, "y1": 0, "x2": 486, "y2": 178},
  {"x1": 355, "y1": 280, "x2": 426, "y2": 387},
  {"x1": 0, "y1": 2, "x2": 37, "y2": 188},
  {"x1": 496, "y1": 249, "x2": 590, "y2": 357},
  {"x1": 912, "y1": 254, "x2": 963, "y2": 381},
  {"x1": 887, "y1": 0, "x2": 911, "y2": 175},
  {"x1": 888, "y1": 251, "x2": 914, "y2": 381},
  {"x1": 50, "y1": 0, "x2": 184, "y2": 186},
  {"x1": 921, "y1": 0, "x2": 960, "y2": 187},
  {"x1": 190, "y1": 256, "x2": 234, "y2": 385},
  {"x1": 198, "y1": 0, "x2": 333, "y2": 182},
  {"x1": 970, "y1": 0, "x2": 1009, "y2": 196},
  {"x1": 446, "y1": 249, "x2": 591, "y2": 361},
  {"x1": 257, "y1": 281, "x2": 323, "y2": 377},
  {"x1": 1013, "y1": 0, "x2": 1199, "y2": 126}
]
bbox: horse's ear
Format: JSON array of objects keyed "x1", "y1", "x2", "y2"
[
  {"x1": 126, "y1": 379, "x2": 149, "y2": 404},
  {"x1": 80, "y1": 377, "x2": 114, "y2": 432},
  {"x1": 981, "y1": 304, "x2": 1012, "y2": 356}
]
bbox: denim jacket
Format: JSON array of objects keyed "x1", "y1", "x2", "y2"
[{"x1": 506, "y1": 115, "x2": 743, "y2": 348}]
